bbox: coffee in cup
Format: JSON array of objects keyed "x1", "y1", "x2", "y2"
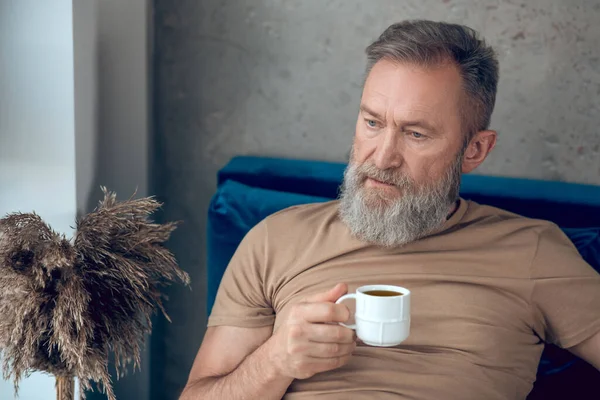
[{"x1": 363, "y1": 290, "x2": 403, "y2": 297}]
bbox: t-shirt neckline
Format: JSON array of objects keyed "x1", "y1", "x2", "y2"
[{"x1": 427, "y1": 197, "x2": 469, "y2": 238}]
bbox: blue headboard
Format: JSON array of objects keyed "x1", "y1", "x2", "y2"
[{"x1": 216, "y1": 156, "x2": 600, "y2": 228}]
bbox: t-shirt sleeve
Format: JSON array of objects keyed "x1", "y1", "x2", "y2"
[
  {"x1": 530, "y1": 224, "x2": 600, "y2": 348},
  {"x1": 207, "y1": 220, "x2": 275, "y2": 328}
]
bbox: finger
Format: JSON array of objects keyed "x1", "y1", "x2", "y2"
[
  {"x1": 303, "y1": 283, "x2": 348, "y2": 303},
  {"x1": 299, "y1": 302, "x2": 351, "y2": 323},
  {"x1": 305, "y1": 341, "x2": 357, "y2": 358},
  {"x1": 304, "y1": 323, "x2": 355, "y2": 343}
]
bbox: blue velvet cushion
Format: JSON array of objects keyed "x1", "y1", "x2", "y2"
[
  {"x1": 564, "y1": 227, "x2": 600, "y2": 272},
  {"x1": 207, "y1": 179, "x2": 600, "y2": 376}
]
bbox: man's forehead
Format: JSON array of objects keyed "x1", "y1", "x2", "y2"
[
  {"x1": 364, "y1": 60, "x2": 460, "y2": 99},
  {"x1": 361, "y1": 60, "x2": 463, "y2": 125}
]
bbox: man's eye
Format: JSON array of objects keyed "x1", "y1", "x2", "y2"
[
  {"x1": 411, "y1": 131, "x2": 424, "y2": 139},
  {"x1": 366, "y1": 119, "x2": 377, "y2": 128}
]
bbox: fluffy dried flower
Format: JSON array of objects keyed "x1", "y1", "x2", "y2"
[{"x1": 0, "y1": 188, "x2": 190, "y2": 400}]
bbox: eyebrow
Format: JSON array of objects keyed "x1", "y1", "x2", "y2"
[
  {"x1": 359, "y1": 104, "x2": 439, "y2": 133},
  {"x1": 360, "y1": 104, "x2": 385, "y2": 121}
]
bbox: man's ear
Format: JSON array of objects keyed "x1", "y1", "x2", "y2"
[{"x1": 462, "y1": 130, "x2": 497, "y2": 174}]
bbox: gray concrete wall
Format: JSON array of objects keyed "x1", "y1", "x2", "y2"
[{"x1": 153, "y1": 0, "x2": 600, "y2": 398}]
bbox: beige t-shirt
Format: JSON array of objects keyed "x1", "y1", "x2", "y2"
[{"x1": 208, "y1": 199, "x2": 600, "y2": 400}]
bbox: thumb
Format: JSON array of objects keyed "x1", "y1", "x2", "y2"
[{"x1": 304, "y1": 283, "x2": 348, "y2": 303}]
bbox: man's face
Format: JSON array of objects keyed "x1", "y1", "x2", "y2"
[
  {"x1": 353, "y1": 59, "x2": 466, "y2": 198},
  {"x1": 339, "y1": 59, "x2": 467, "y2": 247}
]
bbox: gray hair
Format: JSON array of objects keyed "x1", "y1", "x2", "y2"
[{"x1": 366, "y1": 20, "x2": 499, "y2": 139}]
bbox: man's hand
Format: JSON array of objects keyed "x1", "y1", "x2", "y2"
[{"x1": 267, "y1": 283, "x2": 357, "y2": 380}]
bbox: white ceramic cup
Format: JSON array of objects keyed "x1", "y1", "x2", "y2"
[{"x1": 335, "y1": 284, "x2": 410, "y2": 347}]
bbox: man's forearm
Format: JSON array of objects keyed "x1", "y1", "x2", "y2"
[{"x1": 180, "y1": 337, "x2": 294, "y2": 400}]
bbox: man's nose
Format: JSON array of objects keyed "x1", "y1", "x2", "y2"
[{"x1": 372, "y1": 129, "x2": 403, "y2": 170}]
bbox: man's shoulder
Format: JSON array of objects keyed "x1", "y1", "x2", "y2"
[
  {"x1": 262, "y1": 200, "x2": 340, "y2": 229},
  {"x1": 456, "y1": 201, "x2": 573, "y2": 264},
  {"x1": 257, "y1": 200, "x2": 346, "y2": 264},
  {"x1": 463, "y1": 200, "x2": 558, "y2": 233}
]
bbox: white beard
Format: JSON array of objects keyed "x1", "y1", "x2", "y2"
[{"x1": 338, "y1": 153, "x2": 463, "y2": 247}]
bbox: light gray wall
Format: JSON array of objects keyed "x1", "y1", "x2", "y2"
[
  {"x1": 0, "y1": 0, "x2": 76, "y2": 398},
  {"x1": 74, "y1": 1, "x2": 152, "y2": 400},
  {"x1": 153, "y1": 0, "x2": 600, "y2": 398},
  {"x1": 77, "y1": 0, "x2": 150, "y2": 213},
  {"x1": 73, "y1": 0, "x2": 98, "y2": 219}
]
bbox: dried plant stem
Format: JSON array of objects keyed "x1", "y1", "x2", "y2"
[{"x1": 56, "y1": 375, "x2": 74, "y2": 400}]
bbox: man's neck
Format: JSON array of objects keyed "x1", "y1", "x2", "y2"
[{"x1": 446, "y1": 199, "x2": 460, "y2": 220}]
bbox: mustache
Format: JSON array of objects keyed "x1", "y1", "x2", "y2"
[{"x1": 354, "y1": 163, "x2": 413, "y2": 188}]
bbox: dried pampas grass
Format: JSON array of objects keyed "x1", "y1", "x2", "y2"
[{"x1": 0, "y1": 187, "x2": 190, "y2": 400}]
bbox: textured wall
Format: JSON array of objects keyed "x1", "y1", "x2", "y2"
[{"x1": 153, "y1": 0, "x2": 600, "y2": 398}]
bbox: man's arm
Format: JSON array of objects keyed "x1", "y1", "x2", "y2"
[
  {"x1": 180, "y1": 325, "x2": 293, "y2": 400},
  {"x1": 180, "y1": 284, "x2": 356, "y2": 400},
  {"x1": 568, "y1": 330, "x2": 600, "y2": 370}
]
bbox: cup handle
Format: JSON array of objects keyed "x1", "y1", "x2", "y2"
[{"x1": 335, "y1": 293, "x2": 357, "y2": 329}]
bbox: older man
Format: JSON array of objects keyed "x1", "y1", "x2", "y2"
[{"x1": 181, "y1": 20, "x2": 600, "y2": 399}]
